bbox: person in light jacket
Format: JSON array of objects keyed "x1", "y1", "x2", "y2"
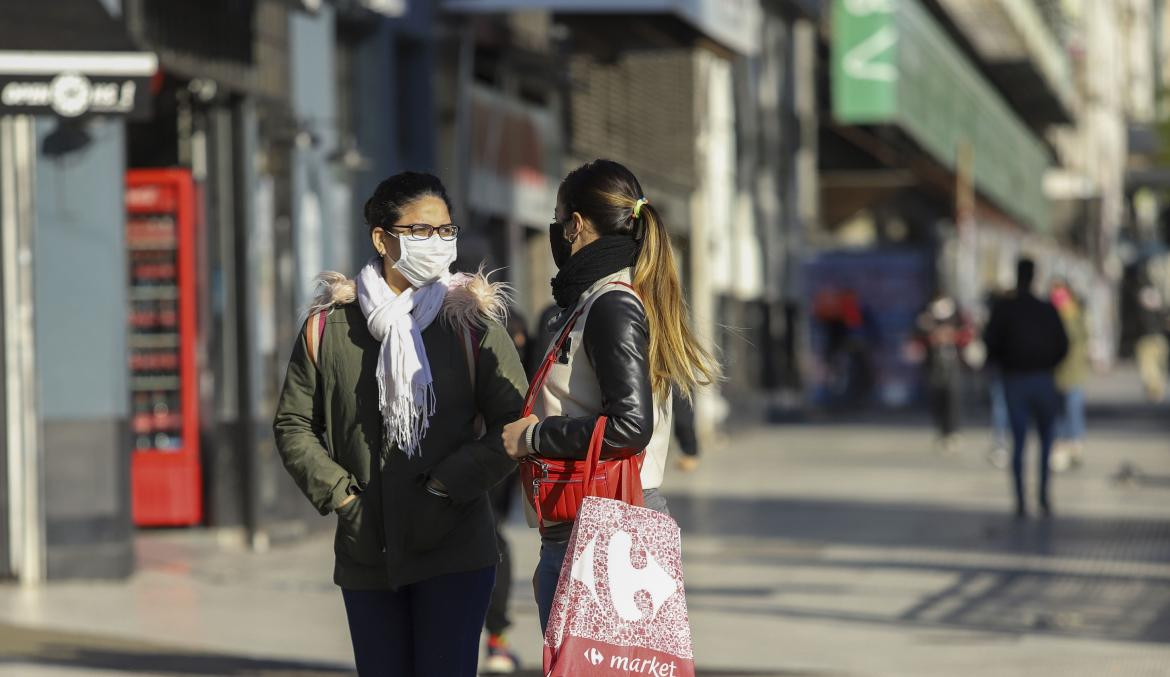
[
  {"x1": 500, "y1": 159, "x2": 720, "y2": 631},
  {"x1": 1050, "y1": 279, "x2": 1089, "y2": 471}
]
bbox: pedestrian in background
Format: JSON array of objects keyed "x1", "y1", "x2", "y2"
[
  {"x1": 915, "y1": 291, "x2": 972, "y2": 454},
  {"x1": 530, "y1": 302, "x2": 562, "y2": 375},
  {"x1": 273, "y1": 172, "x2": 527, "y2": 676},
  {"x1": 982, "y1": 289, "x2": 1012, "y2": 469},
  {"x1": 813, "y1": 286, "x2": 874, "y2": 406},
  {"x1": 1050, "y1": 280, "x2": 1089, "y2": 472},
  {"x1": 673, "y1": 385, "x2": 702, "y2": 472},
  {"x1": 480, "y1": 310, "x2": 532, "y2": 674},
  {"x1": 983, "y1": 258, "x2": 1068, "y2": 518},
  {"x1": 500, "y1": 159, "x2": 719, "y2": 632},
  {"x1": 1134, "y1": 284, "x2": 1168, "y2": 403}
]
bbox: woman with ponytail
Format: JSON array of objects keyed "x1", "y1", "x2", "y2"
[{"x1": 501, "y1": 159, "x2": 719, "y2": 631}]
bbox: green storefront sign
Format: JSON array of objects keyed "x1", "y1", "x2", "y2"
[{"x1": 832, "y1": 0, "x2": 1050, "y2": 230}]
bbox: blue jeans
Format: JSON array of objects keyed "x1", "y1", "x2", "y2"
[
  {"x1": 534, "y1": 489, "x2": 669, "y2": 632},
  {"x1": 341, "y1": 566, "x2": 495, "y2": 677},
  {"x1": 1056, "y1": 386, "x2": 1086, "y2": 442},
  {"x1": 990, "y1": 374, "x2": 1009, "y2": 447},
  {"x1": 1003, "y1": 372, "x2": 1062, "y2": 511}
]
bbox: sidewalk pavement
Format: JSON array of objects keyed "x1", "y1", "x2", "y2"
[{"x1": 1, "y1": 368, "x2": 1168, "y2": 676}]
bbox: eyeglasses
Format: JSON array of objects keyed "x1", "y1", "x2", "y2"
[{"x1": 388, "y1": 223, "x2": 460, "y2": 241}]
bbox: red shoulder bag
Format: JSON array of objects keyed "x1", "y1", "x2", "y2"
[{"x1": 520, "y1": 286, "x2": 645, "y2": 531}]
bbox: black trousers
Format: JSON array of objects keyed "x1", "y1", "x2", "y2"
[
  {"x1": 671, "y1": 387, "x2": 700, "y2": 457},
  {"x1": 485, "y1": 471, "x2": 517, "y2": 635},
  {"x1": 929, "y1": 382, "x2": 959, "y2": 437},
  {"x1": 342, "y1": 565, "x2": 495, "y2": 677}
]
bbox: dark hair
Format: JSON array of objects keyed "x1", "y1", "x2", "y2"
[
  {"x1": 1017, "y1": 258, "x2": 1035, "y2": 289},
  {"x1": 363, "y1": 172, "x2": 453, "y2": 231},
  {"x1": 557, "y1": 159, "x2": 718, "y2": 399},
  {"x1": 558, "y1": 160, "x2": 647, "y2": 240}
]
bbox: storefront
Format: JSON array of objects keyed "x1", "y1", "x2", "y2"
[
  {"x1": 0, "y1": 0, "x2": 158, "y2": 582},
  {"x1": 813, "y1": 0, "x2": 1064, "y2": 407}
]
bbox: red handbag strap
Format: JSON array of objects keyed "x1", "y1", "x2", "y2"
[
  {"x1": 524, "y1": 281, "x2": 640, "y2": 530},
  {"x1": 522, "y1": 309, "x2": 582, "y2": 417},
  {"x1": 305, "y1": 309, "x2": 328, "y2": 369},
  {"x1": 531, "y1": 415, "x2": 608, "y2": 531},
  {"x1": 582, "y1": 415, "x2": 608, "y2": 497},
  {"x1": 523, "y1": 313, "x2": 579, "y2": 531}
]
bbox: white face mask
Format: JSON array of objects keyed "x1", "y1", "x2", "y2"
[{"x1": 392, "y1": 233, "x2": 457, "y2": 287}]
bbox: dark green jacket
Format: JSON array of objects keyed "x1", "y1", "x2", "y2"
[{"x1": 273, "y1": 282, "x2": 526, "y2": 589}]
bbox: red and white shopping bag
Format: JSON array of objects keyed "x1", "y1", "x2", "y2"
[{"x1": 543, "y1": 495, "x2": 695, "y2": 677}]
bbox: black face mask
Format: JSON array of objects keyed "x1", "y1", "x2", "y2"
[{"x1": 548, "y1": 220, "x2": 573, "y2": 269}]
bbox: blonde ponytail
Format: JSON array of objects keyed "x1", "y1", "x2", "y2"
[
  {"x1": 631, "y1": 203, "x2": 720, "y2": 401},
  {"x1": 559, "y1": 159, "x2": 721, "y2": 401}
]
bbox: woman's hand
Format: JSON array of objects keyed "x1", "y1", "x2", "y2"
[{"x1": 503, "y1": 415, "x2": 540, "y2": 460}]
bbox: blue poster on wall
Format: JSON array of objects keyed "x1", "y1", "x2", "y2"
[{"x1": 804, "y1": 249, "x2": 934, "y2": 408}]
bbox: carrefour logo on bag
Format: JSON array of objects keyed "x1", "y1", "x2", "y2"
[
  {"x1": 584, "y1": 647, "x2": 605, "y2": 666},
  {"x1": 581, "y1": 646, "x2": 680, "y2": 676},
  {"x1": 570, "y1": 529, "x2": 679, "y2": 621}
]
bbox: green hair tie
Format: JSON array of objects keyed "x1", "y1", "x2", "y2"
[{"x1": 632, "y1": 197, "x2": 648, "y2": 219}]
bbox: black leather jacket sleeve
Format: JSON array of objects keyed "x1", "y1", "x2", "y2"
[{"x1": 534, "y1": 291, "x2": 654, "y2": 459}]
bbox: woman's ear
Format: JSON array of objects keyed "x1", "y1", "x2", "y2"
[
  {"x1": 567, "y1": 212, "x2": 587, "y2": 241},
  {"x1": 371, "y1": 228, "x2": 401, "y2": 260},
  {"x1": 371, "y1": 227, "x2": 387, "y2": 257}
]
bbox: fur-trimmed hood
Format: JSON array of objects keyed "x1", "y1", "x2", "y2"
[{"x1": 307, "y1": 267, "x2": 512, "y2": 330}]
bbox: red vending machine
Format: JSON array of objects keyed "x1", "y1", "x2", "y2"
[{"x1": 125, "y1": 169, "x2": 203, "y2": 526}]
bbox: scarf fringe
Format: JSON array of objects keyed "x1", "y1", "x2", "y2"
[{"x1": 382, "y1": 383, "x2": 436, "y2": 458}]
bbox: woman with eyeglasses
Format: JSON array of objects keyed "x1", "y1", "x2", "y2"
[
  {"x1": 501, "y1": 159, "x2": 720, "y2": 631},
  {"x1": 274, "y1": 172, "x2": 527, "y2": 676}
]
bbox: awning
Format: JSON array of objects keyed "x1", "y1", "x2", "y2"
[
  {"x1": 0, "y1": 0, "x2": 157, "y2": 118},
  {"x1": 299, "y1": 0, "x2": 408, "y2": 18},
  {"x1": 934, "y1": 0, "x2": 1077, "y2": 126},
  {"x1": 830, "y1": 0, "x2": 1050, "y2": 231},
  {"x1": 441, "y1": 0, "x2": 762, "y2": 56}
]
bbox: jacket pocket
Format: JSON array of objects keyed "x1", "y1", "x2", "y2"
[
  {"x1": 404, "y1": 485, "x2": 466, "y2": 553},
  {"x1": 334, "y1": 495, "x2": 384, "y2": 567}
]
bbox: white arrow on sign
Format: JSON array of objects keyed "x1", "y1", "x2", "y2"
[{"x1": 843, "y1": 25, "x2": 898, "y2": 83}]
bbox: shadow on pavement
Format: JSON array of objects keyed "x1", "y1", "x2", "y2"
[
  {"x1": 668, "y1": 494, "x2": 1170, "y2": 645},
  {"x1": 758, "y1": 402, "x2": 1168, "y2": 433},
  {"x1": 666, "y1": 494, "x2": 1170, "y2": 563},
  {"x1": 687, "y1": 561, "x2": 1170, "y2": 645},
  {"x1": 0, "y1": 622, "x2": 837, "y2": 677},
  {"x1": 0, "y1": 622, "x2": 352, "y2": 676}
]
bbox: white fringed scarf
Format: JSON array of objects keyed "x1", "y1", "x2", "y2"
[{"x1": 354, "y1": 257, "x2": 451, "y2": 457}]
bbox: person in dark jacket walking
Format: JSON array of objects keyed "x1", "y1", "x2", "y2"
[
  {"x1": 273, "y1": 172, "x2": 527, "y2": 677},
  {"x1": 480, "y1": 310, "x2": 533, "y2": 674},
  {"x1": 984, "y1": 258, "x2": 1069, "y2": 518},
  {"x1": 500, "y1": 159, "x2": 720, "y2": 632}
]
